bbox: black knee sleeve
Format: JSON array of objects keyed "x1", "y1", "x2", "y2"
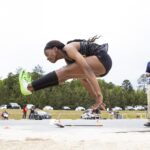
[{"x1": 32, "y1": 71, "x2": 59, "y2": 91}]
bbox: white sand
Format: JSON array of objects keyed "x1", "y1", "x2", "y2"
[
  {"x1": 1, "y1": 133, "x2": 150, "y2": 150},
  {"x1": 0, "y1": 119, "x2": 150, "y2": 150}
]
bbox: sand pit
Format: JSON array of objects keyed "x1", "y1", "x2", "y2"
[{"x1": 0, "y1": 119, "x2": 150, "y2": 150}]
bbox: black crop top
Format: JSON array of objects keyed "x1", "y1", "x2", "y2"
[{"x1": 63, "y1": 41, "x2": 108, "y2": 64}]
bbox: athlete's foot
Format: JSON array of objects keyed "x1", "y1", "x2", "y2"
[
  {"x1": 19, "y1": 69, "x2": 32, "y2": 95},
  {"x1": 27, "y1": 84, "x2": 34, "y2": 92}
]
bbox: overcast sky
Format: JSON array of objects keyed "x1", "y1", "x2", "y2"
[{"x1": 0, "y1": 0, "x2": 150, "y2": 88}]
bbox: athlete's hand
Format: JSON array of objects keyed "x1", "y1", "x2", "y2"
[{"x1": 91, "y1": 96, "x2": 106, "y2": 111}]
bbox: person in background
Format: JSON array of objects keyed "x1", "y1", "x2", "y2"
[
  {"x1": 144, "y1": 61, "x2": 150, "y2": 127},
  {"x1": 29, "y1": 106, "x2": 35, "y2": 119},
  {"x1": 22, "y1": 104, "x2": 28, "y2": 119},
  {"x1": 1, "y1": 110, "x2": 9, "y2": 120},
  {"x1": 146, "y1": 62, "x2": 150, "y2": 77}
]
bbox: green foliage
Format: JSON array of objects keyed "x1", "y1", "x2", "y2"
[
  {"x1": 122, "y1": 79, "x2": 133, "y2": 91},
  {"x1": 0, "y1": 66, "x2": 147, "y2": 109}
]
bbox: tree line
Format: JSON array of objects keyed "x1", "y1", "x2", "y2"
[{"x1": 0, "y1": 65, "x2": 147, "y2": 109}]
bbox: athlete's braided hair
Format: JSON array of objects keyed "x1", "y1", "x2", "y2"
[
  {"x1": 67, "y1": 35, "x2": 101, "y2": 44},
  {"x1": 87, "y1": 35, "x2": 101, "y2": 43}
]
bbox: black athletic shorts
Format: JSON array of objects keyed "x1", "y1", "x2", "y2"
[
  {"x1": 65, "y1": 50, "x2": 112, "y2": 77},
  {"x1": 96, "y1": 50, "x2": 112, "y2": 77}
]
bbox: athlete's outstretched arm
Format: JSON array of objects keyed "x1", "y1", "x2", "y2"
[
  {"x1": 80, "y1": 78, "x2": 97, "y2": 99},
  {"x1": 64, "y1": 44, "x2": 104, "y2": 109}
]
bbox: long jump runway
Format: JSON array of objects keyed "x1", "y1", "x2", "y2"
[{"x1": 0, "y1": 119, "x2": 150, "y2": 150}]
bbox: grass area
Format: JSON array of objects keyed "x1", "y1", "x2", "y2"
[
  {"x1": 102, "y1": 111, "x2": 147, "y2": 119},
  {"x1": 0, "y1": 109, "x2": 148, "y2": 120},
  {"x1": 49, "y1": 110, "x2": 82, "y2": 119}
]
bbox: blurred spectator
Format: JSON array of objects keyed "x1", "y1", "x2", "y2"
[
  {"x1": 22, "y1": 104, "x2": 28, "y2": 119},
  {"x1": 1, "y1": 110, "x2": 9, "y2": 120},
  {"x1": 114, "y1": 111, "x2": 122, "y2": 119},
  {"x1": 146, "y1": 61, "x2": 150, "y2": 76},
  {"x1": 29, "y1": 106, "x2": 35, "y2": 119},
  {"x1": 144, "y1": 61, "x2": 150, "y2": 127}
]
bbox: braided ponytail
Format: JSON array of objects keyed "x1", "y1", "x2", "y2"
[
  {"x1": 67, "y1": 35, "x2": 101, "y2": 44},
  {"x1": 87, "y1": 35, "x2": 101, "y2": 43}
]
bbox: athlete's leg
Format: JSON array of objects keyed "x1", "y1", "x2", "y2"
[
  {"x1": 78, "y1": 78, "x2": 106, "y2": 110},
  {"x1": 26, "y1": 56, "x2": 106, "y2": 110},
  {"x1": 55, "y1": 56, "x2": 106, "y2": 110},
  {"x1": 28, "y1": 56, "x2": 106, "y2": 92},
  {"x1": 79, "y1": 78, "x2": 105, "y2": 109},
  {"x1": 79, "y1": 78, "x2": 96, "y2": 98},
  {"x1": 56, "y1": 56, "x2": 106, "y2": 82}
]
